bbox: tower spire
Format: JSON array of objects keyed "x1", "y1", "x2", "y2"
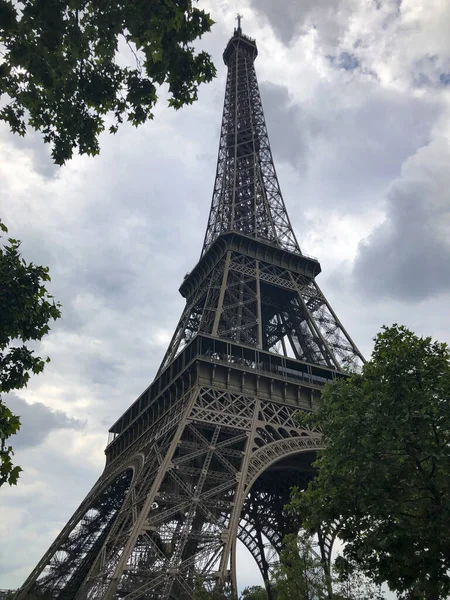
[
  {"x1": 236, "y1": 13, "x2": 243, "y2": 33},
  {"x1": 202, "y1": 25, "x2": 301, "y2": 257}
]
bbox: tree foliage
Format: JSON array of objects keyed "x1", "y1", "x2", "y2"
[
  {"x1": 0, "y1": 0, "x2": 216, "y2": 164},
  {"x1": 192, "y1": 532, "x2": 384, "y2": 600},
  {"x1": 0, "y1": 401, "x2": 21, "y2": 486},
  {"x1": 292, "y1": 325, "x2": 450, "y2": 599},
  {"x1": 333, "y1": 569, "x2": 385, "y2": 600},
  {"x1": 0, "y1": 220, "x2": 61, "y2": 486},
  {"x1": 240, "y1": 586, "x2": 268, "y2": 600},
  {"x1": 271, "y1": 534, "x2": 328, "y2": 600},
  {"x1": 193, "y1": 580, "x2": 233, "y2": 600}
]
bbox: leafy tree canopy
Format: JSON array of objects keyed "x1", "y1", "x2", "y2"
[
  {"x1": 0, "y1": 0, "x2": 216, "y2": 164},
  {"x1": 240, "y1": 585, "x2": 268, "y2": 600},
  {"x1": 193, "y1": 532, "x2": 384, "y2": 600},
  {"x1": 193, "y1": 580, "x2": 233, "y2": 600},
  {"x1": 240, "y1": 534, "x2": 383, "y2": 600},
  {"x1": 292, "y1": 325, "x2": 450, "y2": 600},
  {"x1": 0, "y1": 221, "x2": 61, "y2": 485},
  {"x1": 271, "y1": 533, "x2": 328, "y2": 600}
]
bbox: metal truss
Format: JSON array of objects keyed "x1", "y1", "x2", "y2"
[
  {"x1": 159, "y1": 249, "x2": 364, "y2": 373},
  {"x1": 17, "y1": 387, "x2": 325, "y2": 600},
  {"x1": 17, "y1": 26, "x2": 364, "y2": 600},
  {"x1": 202, "y1": 30, "x2": 301, "y2": 256}
]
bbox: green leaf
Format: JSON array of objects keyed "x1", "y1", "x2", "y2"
[
  {"x1": 289, "y1": 325, "x2": 450, "y2": 599},
  {"x1": 0, "y1": 220, "x2": 61, "y2": 487},
  {"x1": 0, "y1": 0, "x2": 216, "y2": 163}
]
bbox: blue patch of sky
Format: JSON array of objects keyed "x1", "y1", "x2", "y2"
[
  {"x1": 414, "y1": 72, "x2": 433, "y2": 88},
  {"x1": 326, "y1": 52, "x2": 360, "y2": 71},
  {"x1": 412, "y1": 71, "x2": 450, "y2": 89},
  {"x1": 410, "y1": 54, "x2": 450, "y2": 88}
]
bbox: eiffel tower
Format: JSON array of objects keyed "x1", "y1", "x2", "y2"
[{"x1": 16, "y1": 21, "x2": 364, "y2": 600}]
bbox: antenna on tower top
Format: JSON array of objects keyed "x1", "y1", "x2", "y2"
[{"x1": 236, "y1": 13, "x2": 243, "y2": 33}]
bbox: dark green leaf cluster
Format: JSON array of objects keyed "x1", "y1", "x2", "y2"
[
  {"x1": 293, "y1": 325, "x2": 450, "y2": 599},
  {"x1": 0, "y1": 402, "x2": 21, "y2": 486},
  {"x1": 0, "y1": 0, "x2": 216, "y2": 164},
  {"x1": 0, "y1": 220, "x2": 61, "y2": 486}
]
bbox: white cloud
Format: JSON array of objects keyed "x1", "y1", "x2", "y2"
[{"x1": 353, "y1": 133, "x2": 450, "y2": 300}]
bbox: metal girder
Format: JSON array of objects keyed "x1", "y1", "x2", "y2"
[
  {"x1": 157, "y1": 26, "x2": 364, "y2": 373},
  {"x1": 159, "y1": 248, "x2": 364, "y2": 373},
  {"x1": 202, "y1": 30, "x2": 300, "y2": 256},
  {"x1": 17, "y1": 384, "x2": 326, "y2": 600}
]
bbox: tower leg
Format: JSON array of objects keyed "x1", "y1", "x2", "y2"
[
  {"x1": 15, "y1": 469, "x2": 135, "y2": 600},
  {"x1": 16, "y1": 380, "x2": 324, "y2": 600}
]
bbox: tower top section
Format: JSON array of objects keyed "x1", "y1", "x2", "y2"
[
  {"x1": 203, "y1": 26, "x2": 301, "y2": 257},
  {"x1": 223, "y1": 19, "x2": 258, "y2": 66}
]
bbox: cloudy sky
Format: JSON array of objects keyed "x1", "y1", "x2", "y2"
[{"x1": 1, "y1": 0, "x2": 450, "y2": 594}]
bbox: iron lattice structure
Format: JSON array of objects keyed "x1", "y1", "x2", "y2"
[
  {"x1": 202, "y1": 28, "x2": 300, "y2": 257},
  {"x1": 16, "y1": 25, "x2": 364, "y2": 600}
]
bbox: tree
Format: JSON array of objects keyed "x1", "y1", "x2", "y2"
[
  {"x1": 0, "y1": 0, "x2": 216, "y2": 164},
  {"x1": 0, "y1": 221, "x2": 61, "y2": 485},
  {"x1": 193, "y1": 581, "x2": 267, "y2": 600},
  {"x1": 193, "y1": 580, "x2": 233, "y2": 600},
  {"x1": 268, "y1": 534, "x2": 383, "y2": 600},
  {"x1": 271, "y1": 534, "x2": 328, "y2": 600},
  {"x1": 192, "y1": 534, "x2": 384, "y2": 600},
  {"x1": 333, "y1": 568, "x2": 385, "y2": 600},
  {"x1": 240, "y1": 586, "x2": 268, "y2": 600},
  {"x1": 292, "y1": 325, "x2": 450, "y2": 599}
]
